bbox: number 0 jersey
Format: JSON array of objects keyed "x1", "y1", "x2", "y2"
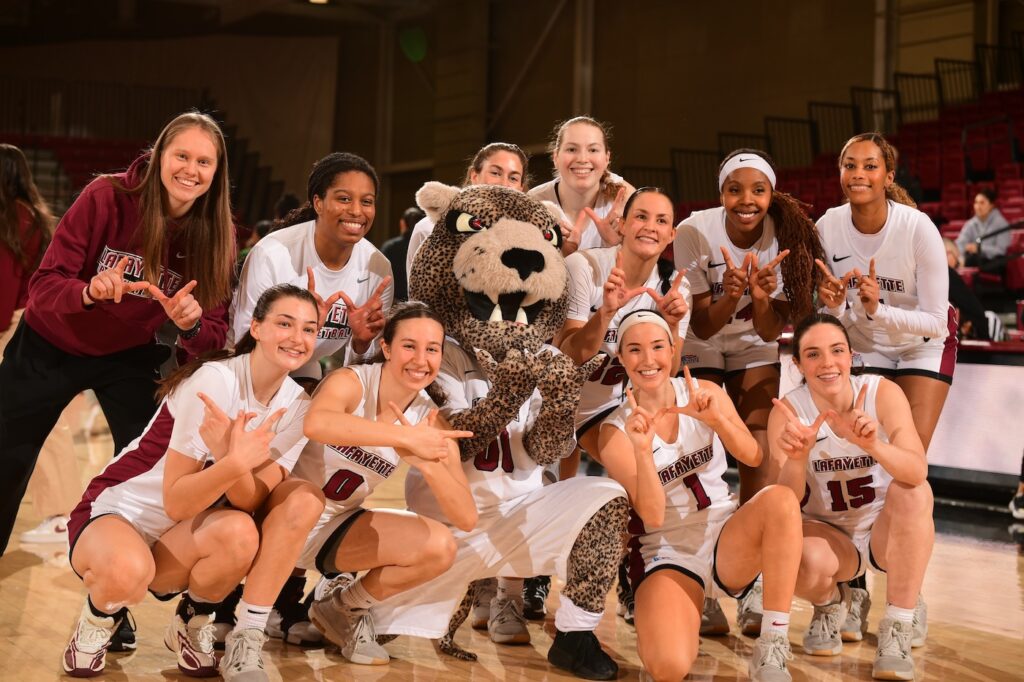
[
  {"x1": 405, "y1": 339, "x2": 549, "y2": 518},
  {"x1": 604, "y1": 377, "x2": 733, "y2": 528},
  {"x1": 293, "y1": 362, "x2": 435, "y2": 517},
  {"x1": 783, "y1": 373, "x2": 892, "y2": 536}
]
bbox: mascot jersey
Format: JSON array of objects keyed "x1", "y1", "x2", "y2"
[
  {"x1": 293, "y1": 362, "x2": 435, "y2": 517},
  {"x1": 674, "y1": 207, "x2": 785, "y2": 341},
  {"x1": 405, "y1": 339, "x2": 549, "y2": 517},
  {"x1": 230, "y1": 221, "x2": 394, "y2": 378}
]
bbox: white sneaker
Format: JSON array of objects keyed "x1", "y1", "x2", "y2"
[
  {"x1": 749, "y1": 632, "x2": 794, "y2": 682},
  {"x1": 309, "y1": 594, "x2": 389, "y2": 665},
  {"x1": 873, "y1": 617, "x2": 915, "y2": 680},
  {"x1": 841, "y1": 587, "x2": 871, "y2": 642},
  {"x1": 737, "y1": 577, "x2": 764, "y2": 636},
  {"x1": 487, "y1": 596, "x2": 530, "y2": 644},
  {"x1": 911, "y1": 595, "x2": 927, "y2": 648},
  {"x1": 62, "y1": 602, "x2": 116, "y2": 677},
  {"x1": 20, "y1": 515, "x2": 70, "y2": 544},
  {"x1": 220, "y1": 628, "x2": 269, "y2": 681},
  {"x1": 803, "y1": 585, "x2": 850, "y2": 656},
  {"x1": 313, "y1": 572, "x2": 355, "y2": 602},
  {"x1": 164, "y1": 611, "x2": 218, "y2": 676},
  {"x1": 471, "y1": 578, "x2": 497, "y2": 630}
]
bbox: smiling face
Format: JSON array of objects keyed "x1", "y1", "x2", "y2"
[
  {"x1": 554, "y1": 122, "x2": 609, "y2": 194},
  {"x1": 621, "y1": 191, "x2": 675, "y2": 260},
  {"x1": 313, "y1": 171, "x2": 377, "y2": 247},
  {"x1": 617, "y1": 322, "x2": 675, "y2": 392},
  {"x1": 159, "y1": 126, "x2": 219, "y2": 218},
  {"x1": 381, "y1": 316, "x2": 445, "y2": 391},
  {"x1": 250, "y1": 296, "x2": 318, "y2": 373},
  {"x1": 840, "y1": 140, "x2": 893, "y2": 207},
  {"x1": 469, "y1": 150, "x2": 525, "y2": 191},
  {"x1": 720, "y1": 166, "x2": 772, "y2": 238},
  {"x1": 793, "y1": 322, "x2": 854, "y2": 398}
]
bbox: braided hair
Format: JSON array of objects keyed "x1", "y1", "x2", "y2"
[{"x1": 719, "y1": 149, "x2": 826, "y2": 322}]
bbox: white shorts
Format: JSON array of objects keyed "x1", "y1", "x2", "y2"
[
  {"x1": 681, "y1": 333, "x2": 779, "y2": 375},
  {"x1": 370, "y1": 476, "x2": 625, "y2": 638},
  {"x1": 627, "y1": 500, "x2": 752, "y2": 599},
  {"x1": 854, "y1": 335, "x2": 956, "y2": 384}
]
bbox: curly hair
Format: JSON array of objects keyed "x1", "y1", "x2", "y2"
[
  {"x1": 719, "y1": 148, "x2": 826, "y2": 322},
  {"x1": 547, "y1": 115, "x2": 626, "y2": 202},
  {"x1": 838, "y1": 132, "x2": 917, "y2": 208}
]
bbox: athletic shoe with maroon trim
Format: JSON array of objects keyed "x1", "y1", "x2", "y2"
[
  {"x1": 62, "y1": 602, "x2": 116, "y2": 678},
  {"x1": 164, "y1": 611, "x2": 219, "y2": 677}
]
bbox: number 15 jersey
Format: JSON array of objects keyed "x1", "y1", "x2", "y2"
[{"x1": 783, "y1": 373, "x2": 892, "y2": 537}]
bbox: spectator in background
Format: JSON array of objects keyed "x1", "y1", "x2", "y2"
[
  {"x1": 381, "y1": 206, "x2": 424, "y2": 301},
  {"x1": 274, "y1": 192, "x2": 300, "y2": 222},
  {"x1": 957, "y1": 189, "x2": 1011, "y2": 274},
  {"x1": 944, "y1": 238, "x2": 990, "y2": 341}
]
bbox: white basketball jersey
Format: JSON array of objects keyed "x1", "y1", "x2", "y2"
[
  {"x1": 816, "y1": 201, "x2": 949, "y2": 353},
  {"x1": 674, "y1": 207, "x2": 785, "y2": 341},
  {"x1": 529, "y1": 179, "x2": 619, "y2": 250},
  {"x1": 566, "y1": 245, "x2": 691, "y2": 429},
  {"x1": 294, "y1": 363, "x2": 435, "y2": 517},
  {"x1": 405, "y1": 339, "x2": 547, "y2": 517},
  {"x1": 230, "y1": 221, "x2": 394, "y2": 378},
  {"x1": 605, "y1": 377, "x2": 733, "y2": 524},
  {"x1": 783, "y1": 374, "x2": 891, "y2": 536}
]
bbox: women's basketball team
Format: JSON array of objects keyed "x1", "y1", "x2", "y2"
[{"x1": 0, "y1": 112, "x2": 948, "y2": 682}]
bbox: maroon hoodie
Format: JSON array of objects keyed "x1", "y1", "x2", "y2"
[{"x1": 24, "y1": 155, "x2": 228, "y2": 357}]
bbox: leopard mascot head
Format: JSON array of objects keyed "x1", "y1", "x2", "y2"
[{"x1": 409, "y1": 182, "x2": 567, "y2": 357}]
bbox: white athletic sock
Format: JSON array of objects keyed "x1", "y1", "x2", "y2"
[
  {"x1": 234, "y1": 600, "x2": 272, "y2": 632},
  {"x1": 760, "y1": 609, "x2": 790, "y2": 637},
  {"x1": 496, "y1": 578, "x2": 524, "y2": 601},
  {"x1": 338, "y1": 579, "x2": 378, "y2": 612},
  {"x1": 553, "y1": 594, "x2": 603, "y2": 632},
  {"x1": 884, "y1": 603, "x2": 915, "y2": 624}
]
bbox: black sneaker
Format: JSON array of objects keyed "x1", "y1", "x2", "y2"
[
  {"x1": 108, "y1": 608, "x2": 137, "y2": 652},
  {"x1": 547, "y1": 629, "x2": 618, "y2": 680},
  {"x1": 522, "y1": 576, "x2": 550, "y2": 620}
]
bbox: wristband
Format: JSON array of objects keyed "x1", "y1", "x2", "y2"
[{"x1": 180, "y1": 319, "x2": 202, "y2": 340}]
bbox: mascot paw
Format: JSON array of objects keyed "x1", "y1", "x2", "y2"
[
  {"x1": 474, "y1": 347, "x2": 536, "y2": 399},
  {"x1": 438, "y1": 636, "x2": 478, "y2": 661}
]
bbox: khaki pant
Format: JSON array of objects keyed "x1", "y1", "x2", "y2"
[{"x1": 0, "y1": 310, "x2": 81, "y2": 520}]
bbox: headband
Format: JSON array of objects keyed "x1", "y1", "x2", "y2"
[
  {"x1": 616, "y1": 310, "x2": 674, "y2": 351},
  {"x1": 718, "y1": 154, "x2": 777, "y2": 190}
]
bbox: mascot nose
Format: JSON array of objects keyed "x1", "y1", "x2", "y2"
[{"x1": 501, "y1": 248, "x2": 545, "y2": 281}]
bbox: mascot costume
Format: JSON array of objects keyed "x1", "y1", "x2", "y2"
[{"x1": 369, "y1": 183, "x2": 628, "y2": 680}]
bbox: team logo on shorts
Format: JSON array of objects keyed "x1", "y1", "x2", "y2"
[
  {"x1": 320, "y1": 301, "x2": 353, "y2": 341},
  {"x1": 97, "y1": 246, "x2": 183, "y2": 297}
]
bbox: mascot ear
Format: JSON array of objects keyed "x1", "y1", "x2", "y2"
[
  {"x1": 416, "y1": 181, "x2": 461, "y2": 223},
  {"x1": 540, "y1": 200, "x2": 569, "y2": 227}
]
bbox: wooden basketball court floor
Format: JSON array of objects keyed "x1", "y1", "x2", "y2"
[{"x1": 0, "y1": 429, "x2": 1021, "y2": 681}]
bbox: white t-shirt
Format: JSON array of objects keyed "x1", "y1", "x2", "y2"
[
  {"x1": 816, "y1": 201, "x2": 949, "y2": 354},
  {"x1": 604, "y1": 377, "x2": 733, "y2": 523},
  {"x1": 230, "y1": 221, "x2": 394, "y2": 378},
  {"x1": 405, "y1": 339, "x2": 550, "y2": 517},
  {"x1": 529, "y1": 177, "x2": 626, "y2": 250},
  {"x1": 565, "y1": 245, "x2": 691, "y2": 428},
  {"x1": 783, "y1": 374, "x2": 892, "y2": 537},
  {"x1": 86, "y1": 354, "x2": 310, "y2": 538},
  {"x1": 293, "y1": 362, "x2": 435, "y2": 518},
  {"x1": 405, "y1": 215, "x2": 435, "y2": 291},
  {"x1": 674, "y1": 207, "x2": 785, "y2": 341}
]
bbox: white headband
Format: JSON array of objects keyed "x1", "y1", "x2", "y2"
[
  {"x1": 616, "y1": 310, "x2": 673, "y2": 351},
  {"x1": 718, "y1": 154, "x2": 777, "y2": 190}
]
